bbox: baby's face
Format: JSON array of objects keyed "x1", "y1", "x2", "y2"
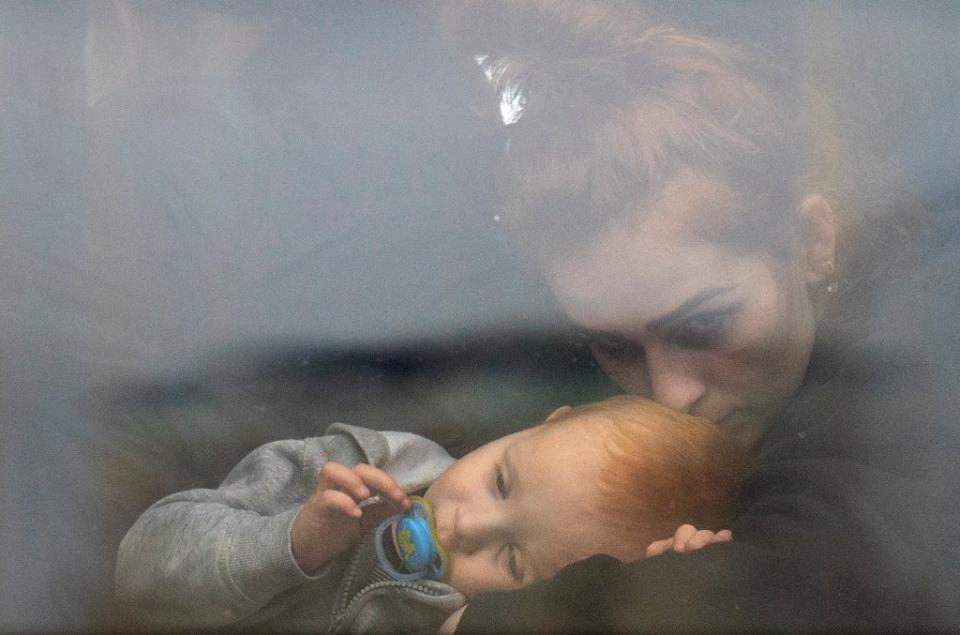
[{"x1": 424, "y1": 413, "x2": 640, "y2": 597}]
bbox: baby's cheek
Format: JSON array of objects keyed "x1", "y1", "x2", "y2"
[{"x1": 446, "y1": 555, "x2": 512, "y2": 597}]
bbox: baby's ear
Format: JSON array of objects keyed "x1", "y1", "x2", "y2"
[{"x1": 545, "y1": 405, "x2": 573, "y2": 422}]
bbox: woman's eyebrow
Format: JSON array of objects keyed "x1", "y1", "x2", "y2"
[{"x1": 649, "y1": 286, "x2": 735, "y2": 332}]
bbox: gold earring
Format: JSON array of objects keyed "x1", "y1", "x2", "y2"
[{"x1": 821, "y1": 261, "x2": 838, "y2": 294}]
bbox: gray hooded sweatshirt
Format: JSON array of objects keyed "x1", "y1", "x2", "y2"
[{"x1": 115, "y1": 423, "x2": 465, "y2": 633}]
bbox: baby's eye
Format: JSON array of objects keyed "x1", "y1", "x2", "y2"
[
  {"x1": 506, "y1": 546, "x2": 523, "y2": 583},
  {"x1": 495, "y1": 467, "x2": 509, "y2": 499}
]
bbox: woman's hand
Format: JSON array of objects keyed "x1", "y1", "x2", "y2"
[
  {"x1": 291, "y1": 462, "x2": 409, "y2": 574},
  {"x1": 645, "y1": 524, "x2": 732, "y2": 558}
]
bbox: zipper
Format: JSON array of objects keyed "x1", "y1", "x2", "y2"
[
  {"x1": 331, "y1": 579, "x2": 453, "y2": 634},
  {"x1": 331, "y1": 543, "x2": 368, "y2": 618},
  {"x1": 330, "y1": 544, "x2": 457, "y2": 633}
]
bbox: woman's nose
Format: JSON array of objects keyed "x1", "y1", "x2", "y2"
[{"x1": 644, "y1": 344, "x2": 706, "y2": 413}]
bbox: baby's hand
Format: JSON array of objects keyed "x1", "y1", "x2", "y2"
[
  {"x1": 291, "y1": 462, "x2": 410, "y2": 574},
  {"x1": 645, "y1": 524, "x2": 732, "y2": 558}
]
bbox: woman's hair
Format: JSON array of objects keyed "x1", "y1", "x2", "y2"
[
  {"x1": 439, "y1": 1, "x2": 800, "y2": 262},
  {"x1": 437, "y1": 1, "x2": 928, "y2": 322},
  {"x1": 550, "y1": 395, "x2": 745, "y2": 552}
]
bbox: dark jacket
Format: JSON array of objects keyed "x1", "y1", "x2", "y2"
[{"x1": 459, "y1": 218, "x2": 960, "y2": 633}]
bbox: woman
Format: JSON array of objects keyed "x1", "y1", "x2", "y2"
[{"x1": 437, "y1": 1, "x2": 960, "y2": 631}]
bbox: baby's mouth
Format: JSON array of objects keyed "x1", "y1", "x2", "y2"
[
  {"x1": 432, "y1": 506, "x2": 452, "y2": 552},
  {"x1": 434, "y1": 507, "x2": 464, "y2": 559}
]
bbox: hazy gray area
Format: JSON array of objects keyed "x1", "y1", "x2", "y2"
[{"x1": 0, "y1": 2, "x2": 957, "y2": 629}]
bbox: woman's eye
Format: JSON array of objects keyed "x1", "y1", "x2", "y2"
[
  {"x1": 507, "y1": 546, "x2": 522, "y2": 582},
  {"x1": 495, "y1": 467, "x2": 509, "y2": 499},
  {"x1": 669, "y1": 310, "x2": 734, "y2": 349}
]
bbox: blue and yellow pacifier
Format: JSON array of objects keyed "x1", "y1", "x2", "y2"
[{"x1": 373, "y1": 495, "x2": 448, "y2": 582}]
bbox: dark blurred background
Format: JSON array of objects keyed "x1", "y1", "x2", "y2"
[{"x1": 0, "y1": 2, "x2": 957, "y2": 630}]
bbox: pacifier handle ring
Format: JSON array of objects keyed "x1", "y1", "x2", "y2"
[
  {"x1": 374, "y1": 520, "x2": 428, "y2": 582},
  {"x1": 372, "y1": 495, "x2": 449, "y2": 583}
]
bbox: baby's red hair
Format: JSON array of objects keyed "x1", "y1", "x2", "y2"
[{"x1": 549, "y1": 395, "x2": 745, "y2": 555}]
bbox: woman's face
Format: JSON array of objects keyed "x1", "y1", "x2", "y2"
[{"x1": 546, "y1": 169, "x2": 823, "y2": 449}]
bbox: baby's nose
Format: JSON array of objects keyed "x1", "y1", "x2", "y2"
[{"x1": 454, "y1": 506, "x2": 498, "y2": 554}]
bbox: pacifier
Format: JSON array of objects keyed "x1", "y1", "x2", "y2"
[{"x1": 373, "y1": 495, "x2": 449, "y2": 582}]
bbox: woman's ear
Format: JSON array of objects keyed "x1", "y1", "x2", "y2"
[
  {"x1": 797, "y1": 193, "x2": 837, "y2": 285},
  {"x1": 545, "y1": 405, "x2": 573, "y2": 422}
]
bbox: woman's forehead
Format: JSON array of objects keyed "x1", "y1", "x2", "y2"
[
  {"x1": 547, "y1": 224, "x2": 749, "y2": 331},
  {"x1": 545, "y1": 169, "x2": 753, "y2": 317},
  {"x1": 641, "y1": 168, "x2": 746, "y2": 231}
]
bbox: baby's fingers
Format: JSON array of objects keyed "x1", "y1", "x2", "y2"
[
  {"x1": 316, "y1": 489, "x2": 363, "y2": 520},
  {"x1": 671, "y1": 524, "x2": 698, "y2": 552},
  {"x1": 684, "y1": 529, "x2": 722, "y2": 551},
  {"x1": 645, "y1": 537, "x2": 675, "y2": 558},
  {"x1": 352, "y1": 464, "x2": 409, "y2": 510},
  {"x1": 317, "y1": 462, "x2": 371, "y2": 502},
  {"x1": 680, "y1": 528, "x2": 732, "y2": 552},
  {"x1": 651, "y1": 525, "x2": 734, "y2": 556}
]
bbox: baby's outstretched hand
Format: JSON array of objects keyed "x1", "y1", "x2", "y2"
[
  {"x1": 645, "y1": 524, "x2": 732, "y2": 558},
  {"x1": 291, "y1": 462, "x2": 410, "y2": 574}
]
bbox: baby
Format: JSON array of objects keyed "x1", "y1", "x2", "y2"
[{"x1": 116, "y1": 395, "x2": 742, "y2": 633}]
